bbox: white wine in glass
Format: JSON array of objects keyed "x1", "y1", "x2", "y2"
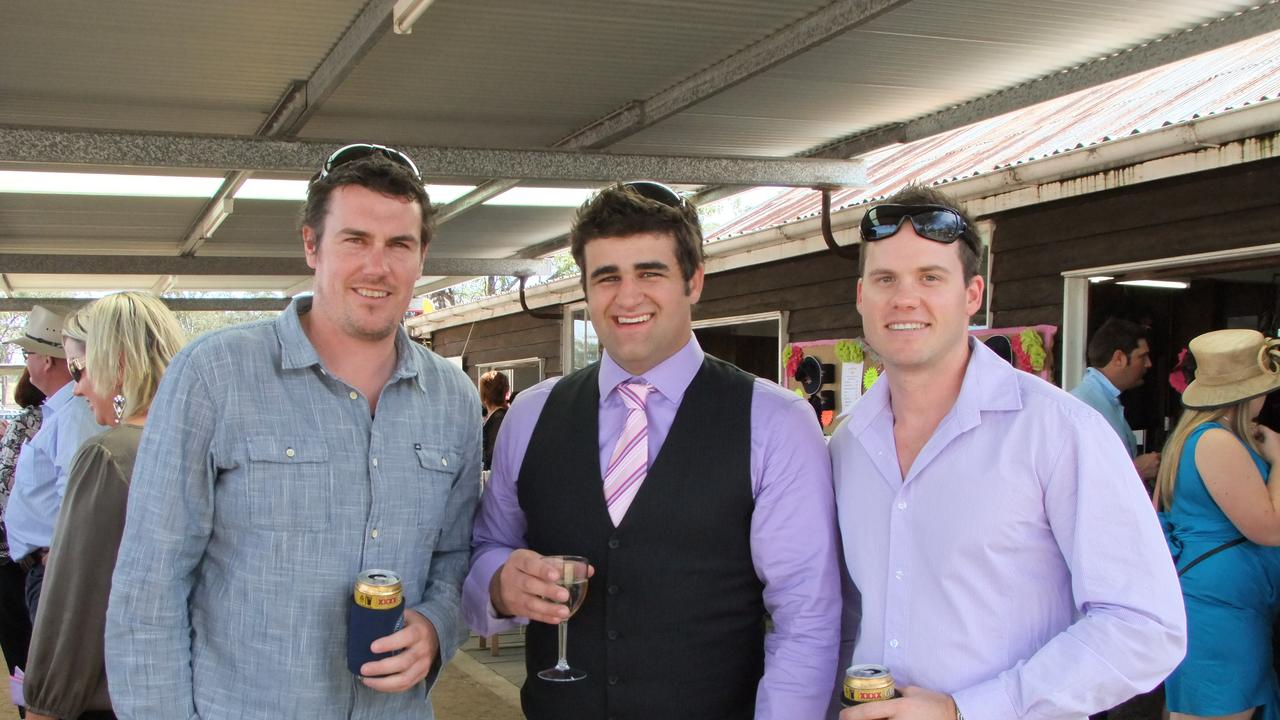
[{"x1": 537, "y1": 555, "x2": 590, "y2": 682}]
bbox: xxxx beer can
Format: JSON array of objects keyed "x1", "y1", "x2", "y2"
[
  {"x1": 346, "y1": 569, "x2": 405, "y2": 676},
  {"x1": 841, "y1": 664, "x2": 898, "y2": 707}
]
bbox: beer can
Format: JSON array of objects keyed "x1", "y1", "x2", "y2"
[
  {"x1": 841, "y1": 664, "x2": 898, "y2": 707},
  {"x1": 347, "y1": 569, "x2": 405, "y2": 676}
]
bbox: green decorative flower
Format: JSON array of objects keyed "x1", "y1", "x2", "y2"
[
  {"x1": 1019, "y1": 329, "x2": 1047, "y2": 372},
  {"x1": 782, "y1": 344, "x2": 793, "y2": 363},
  {"x1": 863, "y1": 367, "x2": 879, "y2": 391},
  {"x1": 835, "y1": 339, "x2": 864, "y2": 363},
  {"x1": 794, "y1": 386, "x2": 806, "y2": 398}
]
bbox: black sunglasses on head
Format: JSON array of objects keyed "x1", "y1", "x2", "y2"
[
  {"x1": 621, "y1": 180, "x2": 686, "y2": 209},
  {"x1": 318, "y1": 143, "x2": 422, "y2": 183},
  {"x1": 860, "y1": 203, "x2": 978, "y2": 251}
]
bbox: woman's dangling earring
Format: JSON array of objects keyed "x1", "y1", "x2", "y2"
[{"x1": 112, "y1": 394, "x2": 125, "y2": 424}]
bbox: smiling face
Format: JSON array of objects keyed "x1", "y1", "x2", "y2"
[
  {"x1": 584, "y1": 231, "x2": 703, "y2": 376},
  {"x1": 302, "y1": 184, "x2": 425, "y2": 346},
  {"x1": 856, "y1": 225, "x2": 984, "y2": 377},
  {"x1": 66, "y1": 338, "x2": 115, "y2": 425}
]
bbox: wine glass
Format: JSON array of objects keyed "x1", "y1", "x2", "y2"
[{"x1": 537, "y1": 555, "x2": 590, "y2": 682}]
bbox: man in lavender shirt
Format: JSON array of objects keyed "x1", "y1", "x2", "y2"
[
  {"x1": 832, "y1": 185, "x2": 1186, "y2": 720},
  {"x1": 463, "y1": 182, "x2": 840, "y2": 719}
]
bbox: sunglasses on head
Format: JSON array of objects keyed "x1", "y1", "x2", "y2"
[
  {"x1": 621, "y1": 180, "x2": 686, "y2": 209},
  {"x1": 68, "y1": 356, "x2": 85, "y2": 383},
  {"x1": 860, "y1": 203, "x2": 978, "y2": 251},
  {"x1": 318, "y1": 143, "x2": 422, "y2": 183}
]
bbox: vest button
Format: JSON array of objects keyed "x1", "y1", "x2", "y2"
[
  {"x1": 607, "y1": 584, "x2": 620, "y2": 595},
  {"x1": 608, "y1": 674, "x2": 619, "y2": 685},
  {"x1": 608, "y1": 537, "x2": 620, "y2": 549},
  {"x1": 607, "y1": 629, "x2": 618, "y2": 640}
]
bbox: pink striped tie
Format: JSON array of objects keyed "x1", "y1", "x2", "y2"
[{"x1": 603, "y1": 381, "x2": 653, "y2": 526}]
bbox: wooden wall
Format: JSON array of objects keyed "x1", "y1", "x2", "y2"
[{"x1": 989, "y1": 156, "x2": 1280, "y2": 328}]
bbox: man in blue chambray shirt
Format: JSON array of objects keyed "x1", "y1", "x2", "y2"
[
  {"x1": 1070, "y1": 317, "x2": 1161, "y2": 484},
  {"x1": 105, "y1": 146, "x2": 481, "y2": 719}
]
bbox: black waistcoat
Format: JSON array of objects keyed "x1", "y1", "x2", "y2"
[{"x1": 517, "y1": 356, "x2": 764, "y2": 720}]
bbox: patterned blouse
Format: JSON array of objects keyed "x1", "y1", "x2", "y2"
[{"x1": 0, "y1": 405, "x2": 45, "y2": 560}]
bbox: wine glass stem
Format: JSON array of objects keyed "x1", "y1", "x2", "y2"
[{"x1": 555, "y1": 620, "x2": 570, "y2": 671}]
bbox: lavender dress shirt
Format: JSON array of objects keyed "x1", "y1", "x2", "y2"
[
  {"x1": 464, "y1": 337, "x2": 841, "y2": 719},
  {"x1": 831, "y1": 339, "x2": 1186, "y2": 720}
]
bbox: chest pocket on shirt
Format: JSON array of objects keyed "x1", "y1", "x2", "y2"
[
  {"x1": 413, "y1": 446, "x2": 456, "y2": 530},
  {"x1": 246, "y1": 437, "x2": 333, "y2": 531}
]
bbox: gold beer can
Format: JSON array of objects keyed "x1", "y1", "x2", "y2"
[
  {"x1": 353, "y1": 569, "x2": 404, "y2": 610},
  {"x1": 842, "y1": 664, "x2": 897, "y2": 707}
]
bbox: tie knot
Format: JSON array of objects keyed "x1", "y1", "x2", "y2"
[{"x1": 618, "y1": 381, "x2": 652, "y2": 411}]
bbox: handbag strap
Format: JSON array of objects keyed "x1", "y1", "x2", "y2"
[{"x1": 1177, "y1": 537, "x2": 1247, "y2": 577}]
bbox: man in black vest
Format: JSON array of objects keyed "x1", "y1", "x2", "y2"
[{"x1": 462, "y1": 182, "x2": 841, "y2": 720}]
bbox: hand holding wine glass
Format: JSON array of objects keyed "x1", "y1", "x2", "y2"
[
  {"x1": 537, "y1": 555, "x2": 590, "y2": 682},
  {"x1": 491, "y1": 549, "x2": 595, "y2": 624}
]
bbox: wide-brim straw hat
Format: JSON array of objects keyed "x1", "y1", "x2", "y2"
[
  {"x1": 4, "y1": 304, "x2": 67, "y2": 359},
  {"x1": 1182, "y1": 329, "x2": 1280, "y2": 409}
]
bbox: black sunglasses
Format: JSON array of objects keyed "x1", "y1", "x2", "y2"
[
  {"x1": 318, "y1": 143, "x2": 422, "y2": 183},
  {"x1": 68, "y1": 356, "x2": 85, "y2": 383},
  {"x1": 860, "y1": 203, "x2": 978, "y2": 252},
  {"x1": 622, "y1": 180, "x2": 686, "y2": 209}
]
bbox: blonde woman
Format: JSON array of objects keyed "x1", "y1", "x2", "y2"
[
  {"x1": 1158, "y1": 329, "x2": 1280, "y2": 720},
  {"x1": 24, "y1": 292, "x2": 185, "y2": 720}
]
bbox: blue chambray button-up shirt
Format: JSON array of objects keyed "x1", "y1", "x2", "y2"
[
  {"x1": 5, "y1": 382, "x2": 107, "y2": 561},
  {"x1": 105, "y1": 298, "x2": 481, "y2": 720},
  {"x1": 1070, "y1": 366, "x2": 1139, "y2": 458}
]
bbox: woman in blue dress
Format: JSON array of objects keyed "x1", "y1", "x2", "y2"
[{"x1": 1159, "y1": 328, "x2": 1280, "y2": 720}]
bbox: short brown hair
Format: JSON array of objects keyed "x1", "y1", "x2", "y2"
[
  {"x1": 569, "y1": 184, "x2": 705, "y2": 292},
  {"x1": 858, "y1": 184, "x2": 983, "y2": 281},
  {"x1": 300, "y1": 154, "x2": 435, "y2": 247},
  {"x1": 478, "y1": 370, "x2": 510, "y2": 408}
]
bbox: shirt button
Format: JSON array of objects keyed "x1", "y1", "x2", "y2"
[
  {"x1": 370, "y1": 529, "x2": 379, "y2": 539},
  {"x1": 441, "y1": 456, "x2": 448, "y2": 467},
  {"x1": 607, "y1": 630, "x2": 618, "y2": 640},
  {"x1": 607, "y1": 584, "x2": 620, "y2": 595},
  {"x1": 889, "y1": 639, "x2": 900, "y2": 648},
  {"x1": 349, "y1": 391, "x2": 359, "y2": 400},
  {"x1": 285, "y1": 448, "x2": 295, "y2": 458},
  {"x1": 608, "y1": 537, "x2": 620, "y2": 549},
  {"x1": 372, "y1": 458, "x2": 379, "y2": 468},
  {"x1": 608, "y1": 674, "x2": 619, "y2": 685},
  {"x1": 894, "y1": 570, "x2": 904, "y2": 580},
  {"x1": 897, "y1": 501, "x2": 907, "y2": 510}
]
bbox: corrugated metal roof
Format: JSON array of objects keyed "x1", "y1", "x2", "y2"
[{"x1": 706, "y1": 28, "x2": 1280, "y2": 240}]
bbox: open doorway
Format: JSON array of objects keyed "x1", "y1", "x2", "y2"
[
  {"x1": 1084, "y1": 260, "x2": 1280, "y2": 454},
  {"x1": 692, "y1": 312, "x2": 785, "y2": 383}
]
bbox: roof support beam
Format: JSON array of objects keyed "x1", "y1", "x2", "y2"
[
  {"x1": 0, "y1": 297, "x2": 291, "y2": 313},
  {"x1": 0, "y1": 126, "x2": 865, "y2": 187},
  {"x1": 435, "y1": 0, "x2": 909, "y2": 225},
  {"x1": 0, "y1": 254, "x2": 552, "y2": 278},
  {"x1": 179, "y1": 1, "x2": 397, "y2": 256},
  {"x1": 0, "y1": 274, "x2": 14, "y2": 298},
  {"x1": 808, "y1": 1, "x2": 1280, "y2": 159}
]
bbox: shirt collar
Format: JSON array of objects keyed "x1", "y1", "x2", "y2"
[
  {"x1": 275, "y1": 296, "x2": 426, "y2": 392},
  {"x1": 598, "y1": 335, "x2": 703, "y2": 405},
  {"x1": 42, "y1": 381, "x2": 75, "y2": 413},
  {"x1": 1083, "y1": 366, "x2": 1122, "y2": 401},
  {"x1": 846, "y1": 336, "x2": 1023, "y2": 438}
]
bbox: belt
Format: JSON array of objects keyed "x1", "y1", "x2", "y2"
[{"x1": 17, "y1": 548, "x2": 48, "y2": 572}]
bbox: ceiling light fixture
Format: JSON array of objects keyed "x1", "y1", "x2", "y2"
[
  {"x1": 392, "y1": 0, "x2": 436, "y2": 34},
  {"x1": 1116, "y1": 279, "x2": 1189, "y2": 289}
]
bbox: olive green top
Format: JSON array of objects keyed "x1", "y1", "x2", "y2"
[{"x1": 26, "y1": 423, "x2": 142, "y2": 718}]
